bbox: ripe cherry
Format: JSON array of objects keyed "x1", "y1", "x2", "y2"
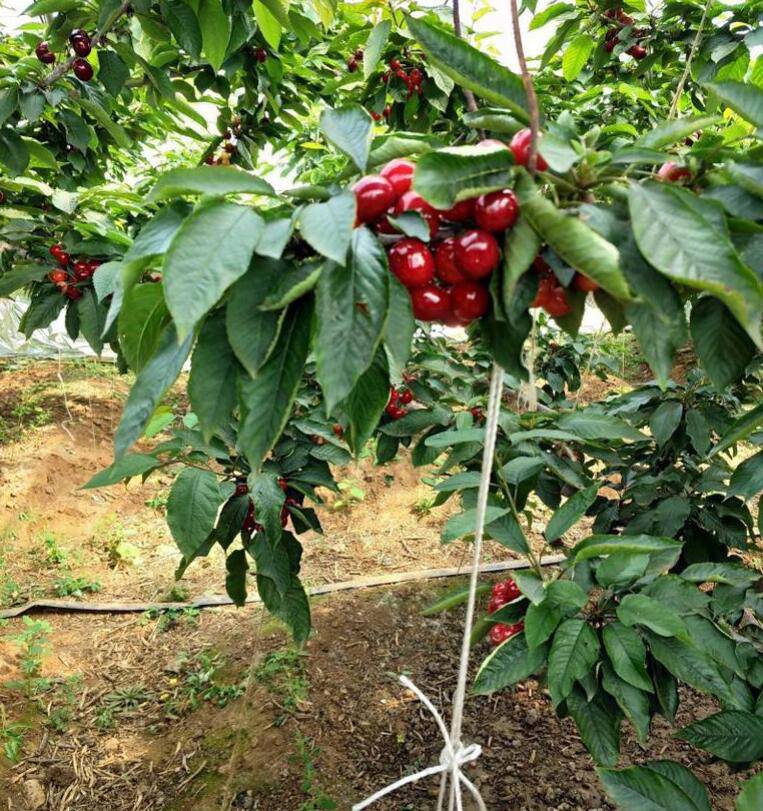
[
  {"x1": 332, "y1": 423, "x2": 344, "y2": 437},
  {"x1": 255, "y1": 48, "x2": 267, "y2": 63},
  {"x1": 49, "y1": 244, "x2": 66, "y2": 260},
  {"x1": 487, "y1": 595, "x2": 505, "y2": 614},
  {"x1": 627, "y1": 44, "x2": 647, "y2": 59},
  {"x1": 493, "y1": 578, "x2": 521, "y2": 602},
  {"x1": 280, "y1": 505, "x2": 290, "y2": 527},
  {"x1": 399, "y1": 389, "x2": 414, "y2": 405},
  {"x1": 71, "y1": 34, "x2": 92, "y2": 58},
  {"x1": 389, "y1": 58, "x2": 402, "y2": 70},
  {"x1": 374, "y1": 208, "x2": 398, "y2": 235},
  {"x1": 35, "y1": 42, "x2": 55, "y2": 64},
  {"x1": 380, "y1": 158, "x2": 415, "y2": 197},
  {"x1": 235, "y1": 482, "x2": 249, "y2": 496},
  {"x1": 389, "y1": 386, "x2": 399, "y2": 404},
  {"x1": 439, "y1": 198, "x2": 475, "y2": 222},
  {"x1": 509, "y1": 129, "x2": 549, "y2": 171},
  {"x1": 383, "y1": 104, "x2": 392, "y2": 119},
  {"x1": 471, "y1": 406, "x2": 484, "y2": 423},
  {"x1": 410, "y1": 284, "x2": 451, "y2": 321},
  {"x1": 386, "y1": 403, "x2": 407, "y2": 420},
  {"x1": 454, "y1": 229, "x2": 500, "y2": 279},
  {"x1": 573, "y1": 273, "x2": 599, "y2": 293},
  {"x1": 72, "y1": 58, "x2": 93, "y2": 81},
  {"x1": 474, "y1": 189, "x2": 519, "y2": 232},
  {"x1": 489, "y1": 624, "x2": 513, "y2": 646},
  {"x1": 544, "y1": 288, "x2": 571, "y2": 317},
  {"x1": 604, "y1": 37, "x2": 617, "y2": 53},
  {"x1": 395, "y1": 191, "x2": 440, "y2": 238},
  {"x1": 56, "y1": 250, "x2": 71, "y2": 267},
  {"x1": 354, "y1": 49, "x2": 364, "y2": 60},
  {"x1": 451, "y1": 280, "x2": 490, "y2": 322},
  {"x1": 64, "y1": 285, "x2": 82, "y2": 300},
  {"x1": 49, "y1": 269, "x2": 68, "y2": 284},
  {"x1": 388, "y1": 238, "x2": 435, "y2": 288},
  {"x1": 88, "y1": 259, "x2": 101, "y2": 274},
  {"x1": 353, "y1": 175, "x2": 396, "y2": 224},
  {"x1": 409, "y1": 67, "x2": 423, "y2": 86},
  {"x1": 347, "y1": 57, "x2": 358, "y2": 72},
  {"x1": 434, "y1": 238, "x2": 468, "y2": 285},
  {"x1": 278, "y1": 477, "x2": 289, "y2": 491},
  {"x1": 657, "y1": 161, "x2": 691, "y2": 183},
  {"x1": 73, "y1": 260, "x2": 93, "y2": 281}
]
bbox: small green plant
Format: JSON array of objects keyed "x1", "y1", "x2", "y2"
[
  {"x1": 41, "y1": 532, "x2": 67, "y2": 566},
  {"x1": 144, "y1": 492, "x2": 168, "y2": 510},
  {"x1": 411, "y1": 492, "x2": 437, "y2": 517},
  {"x1": 179, "y1": 651, "x2": 244, "y2": 709},
  {"x1": 53, "y1": 576, "x2": 101, "y2": 598},
  {"x1": 92, "y1": 516, "x2": 141, "y2": 568},
  {"x1": 8, "y1": 617, "x2": 52, "y2": 696},
  {"x1": 45, "y1": 676, "x2": 82, "y2": 733},
  {"x1": 255, "y1": 648, "x2": 309, "y2": 723},
  {"x1": 0, "y1": 720, "x2": 27, "y2": 763},
  {"x1": 294, "y1": 733, "x2": 337, "y2": 811},
  {"x1": 0, "y1": 388, "x2": 54, "y2": 444},
  {"x1": 330, "y1": 479, "x2": 365, "y2": 511},
  {"x1": 144, "y1": 606, "x2": 199, "y2": 633}
]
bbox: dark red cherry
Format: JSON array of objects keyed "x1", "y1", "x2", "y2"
[
  {"x1": 410, "y1": 285, "x2": 451, "y2": 321},
  {"x1": 379, "y1": 158, "x2": 415, "y2": 198},
  {"x1": 388, "y1": 239, "x2": 435, "y2": 288},
  {"x1": 451, "y1": 281, "x2": 490, "y2": 322},
  {"x1": 454, "y1": 229, "x2": 500, "y2": 279},
  {"x1": 434, "y1": 238, "x2": 468, "y2": 285},
  {"x1": 353, "y1": 175, "x2": 396, "y2": 224},
  {"x1": 474, "y1": 189, "x2": 519, "y2": 232}
]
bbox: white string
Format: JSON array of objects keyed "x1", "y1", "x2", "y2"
[{"x1": 355, "y1": 363, "x2": 504, "y2": 811}]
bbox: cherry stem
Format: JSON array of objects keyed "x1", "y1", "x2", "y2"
[
  {"x1": 451, "y1": 0, "x2": 479, "y2": 114},
  {"x1": 508, "y1": 0, "x2": 541, "y2": 175},
  {"x1": 39, "y1": 0, "x2": 132, "y2": 88}
]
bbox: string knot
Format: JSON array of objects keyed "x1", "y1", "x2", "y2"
[{"x1": 439, "y1": 740, "x2": 482, "y2": 770}]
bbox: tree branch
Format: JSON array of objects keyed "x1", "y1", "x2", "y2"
[
  {"x1": 452, "y1": 0, "x2": 479, "y2": 114},
  {"x1": 40, "y1": 1, "x2": 132, "y2": 89},
  {"x1": 508, "y1": 0, "x2": 542, "y2": 173}
]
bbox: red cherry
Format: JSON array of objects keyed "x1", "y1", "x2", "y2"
[
  {"x1": 370, "y1": 111, "x2": 382, "y2": 122},
  {"x1": 439, "y1": 198, "x2": 475, "y2": 222},
  {"x1": 355, "y1": 49, "x2": 364, "y2": 60},
  {"x1": 604, "y1": 38, "x2": 617, "y2": 53},
  {"x1": 477, "y1": 138, "x2": 509, "y2": 150},
  {"x1": 72, "y1": 58, "x2": 93, "y2": 81},
  {"x1": 71, "y1": 35, "x2": 92, "y2": 58},
  {"x1": 509, "y1": 129, "x2": 549, "y2": 171},
  {"x1": 56, "y1": 251, "x2": 71, "y2": 267},
  {"x1": 434, "y1": 238, "x2": 468, "y2": 285},
  {"x1": 35, "y1": 42, "x2": 55, "y2": 64},
  {"x1": 278, "y1": 477, "x2": 288, "y2": 491},
  {"x1": 73, "y1": 260, "x2": 93, "y2": 281},
  {"x1": 471, "y1": 407, "x2": 484, "y2": 422},
  {"x1": 380, "y1": 158, "x2": 415, "y2": 198},
  {"x1": 383, "y1": 104, "x2": 392, "y2": 119},
  {"x1": 255, "y1": 48, "x2": 267, "y2": 63},
  {"x1": 507, "y1": 620, "x2": 525, "y2": 636},
  {"x1": 374, "y1": 207, "x2": 398, "y2": 235},
  {"x1": 544, "y1": 288, "x2": 571, "y2": 317},
  {"x1": 395, "y1": 69, "x2": 407, "y2": 81},
  {"x1": 332, "y1": 423, "x2": 344, "y2": 437},
  {"x1": 389, "y1": 58, "x2": 402, "y2": 70},
  {"x1": 409, "y1": 67, "x2": 423, "y2": 85},
  {"x1": 389, "y1": 386, "x2": 399, "y2": 404},
  {"x1": 280, "y1": 505, "x2": 290, "y2": 527},
  {"x1": 347, "y1": 57, "x2": 358, "y2": 72},
  {"x1": 454, "y1": 229, "x2": 500, "y2": 279},
  {"x1": 533, "y1": 255, "x2": 551, "y2": 275},
  {"x1": 410, "y1": 285, "x2": 451, "y2": 321},
  {"x1": 235, "y1": 482, "x2": 249, "y2": 496},
  {"x1": 657, "y1": 161, "x2": 691, "y2": 183},
  {"x1": 353, "y1": 175, "x2": 396, "y2": 224},
  {"x1": 399, "y1": 389, "x2": 414, "y2": 405},
  {"x1": 474, "y1": 189, "x2": 519, "y2": 232},
  {"x1": 395, "y1": 191, "x2": 440, "y2": 238},
  {"x1": 87, "y1": 259, "x2": 101, "y2": 274},
  {"x1": 388, "y1": 239, "x2": 435, "y2": 288},
  {"x1": 451, "y1": 281, "x2": 490, "y2": 322},
  {"x1": 386, "y1": 403, "x2": 407, "y2": 420},
  {"x1": 573, "y1": 273, "x2": 599, "y2": 293},
  {"x1": 49, "y1": 269, "x2": 68, "y2": 284},
  {"x1": 489, "y1": 624, "x2": 513, "y2": 646},
  {"x1": 487, "y1": 595, "x2": 505, "y2": 614},
  {"x1": 502, "y1": 578, "x2": 521, "y2": 601},
  {"x1": 627, "y1": 44, "x2": 647, "y2": 59},
  {"x1": 49, "y1": 243, "x2": 66, "y2": 260},
  {"x1": 64, "y1": 285, "x2": 82, "y2": 300},
  {"x1": 616, "y1": 9, "x2": 634, "y2": 24}
]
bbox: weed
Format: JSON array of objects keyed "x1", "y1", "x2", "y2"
[
  {"x1": 45, "y1": 676, "x2": 82, "y2": 733},
  {"x1": 40, "y1": 532, "x2": 67, "y2": 566},
  {"x1": 144, "y1": 492, "x2": 168, "y2": 510},
  {"x1": 7, "y1": 617, "x2": 52, "y2": 697},
  {"x1": 91, "y1": 515, "x2": 141, "y2": 567},
  {"x1": 53, "y1": 576, "x2": 101, "y2": 598},
  {"x1": 0, "y1": 388, "x2": 54, "y2": 444},
  {"x1": 144, "y1": 606, "x2": 199, "y2": 633},
  {"x1": 411, "y1": 492, "x2": 437, "y2": 517},
  {"x1": 294, "y1": 733, "x2": 337, "y2": 811},
  {"x1": 176, "y1": 651, "x2": 244, "y2": 710},
  {"x1": 255, "y1": 648, "x2": 309, "y2": 722},
  {"x1": 330, "y1": 479, "x2": 365, "y2": 511},
  {"x1": 0, "y1": 719, "x2": 27, "y2": 763}
]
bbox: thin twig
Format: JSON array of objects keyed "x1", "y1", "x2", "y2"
[
  {"x1": 39, "y1": 1, "x2": 132, "y2": 88},
  {"x1": 668, "y1": 0, "x2": 712, "y2": 119},
  {"x1": 508, "y1": 0, "x2": 542, "y2": 173},
  {"x1": 452, "y1": 0, "x2": 479, "y2": 114}
]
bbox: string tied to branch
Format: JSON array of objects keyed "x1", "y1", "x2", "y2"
[{"x1": 352, "y1": 675, "x2": 486, "y2": 811}]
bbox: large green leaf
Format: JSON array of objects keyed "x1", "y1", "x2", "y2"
[
  {"x1": 710, "y1": 402, "x2": 763, "y2": 457},
  {"x1": 737, "y1": 772, "x2": 763, "y2": 811},
  {"x1": 678, "y1": 711, "x2": 763, "y2": 762},
  {"x1": 567, "y1": 687, "x2": 621, "y2": 766},
  {"x1": 473, "y1": 633, "x2": 547, "y2": 694},
  {"x1": 319, "y1": 106, "x2": 373, "y2": 172},
  {"x1": 412, "y1": 145, "x2": 514, "y2": 209},
  {"x1": 525, "y1": 601, "x2": 562, "y2": 649},
  {"x1": 690, "y1": 297, "x2": 756, "y2": 389},
  {"x1": 602, "y1": 621, "x2": 652, "y2": 692},
  {"x1": 118, "y1": 283, "x2": 170, "y2": 371},
  {"x1": 149, "y1": 167, "x2": 274, "y2": 201},
  {"x1": 164, "y1": 201, "x2": 264, "y2": 340},
  {"x1": 546, "y1": 484, "x2": 598, "y2": 542},
  {"x1": 406, "y1": 16, "x2": 529, "y2": 122},
  {"x1": 198, "y1": 0, "x2": 231, "y2": 70},
  {"x1": 547, "y1": 618, "x2": 599, "y2": 705},
  {"x1": 680, "y1": 562, "x2": 759, "y2": 588},
  {"x1": 83, "y1": 453, "x2": 161, "y2": 489},
  {"x1": 516, "y1": 173, "x2": 631, "y2": 300},
  {"x1": 635, "y1": 115, "x2": 721, "y2": 149},
  {"x1": 114, "y1": 325, "x2": 193, "y2": 458},
  {"x1": 629, "y1": 182, "x2": 763, "y2": 345},
  {"x1": 238, "y1": 298, "x2": 313, "y2": 471},
  {"x1": 77, "y1": 289, "x2": 107, "y2": 355},
  {"x1": 188, "y1": 311, "x2": 238, "y2": 441},
  {"x1": 562, "y1": 34, "x2": 594, "y2": 82},
  {"x1": 383, "y1": 275, "x2": 415, "y2": 372},
  {"x1": 729, "y1": 450, "x2": 763, "y2": 500},
  {"x1": 556, "y1": 410, "x2": 644, "y2": 441},
  {"x1": 704, "y1": 80, "x2": 763, "y2": 127},
  {"x1": 363, "y1": 19, "x2": 391, "y2": 79},
  {"x1": 166, "y1": 468, "x2": 225, "y2": 559},
  {"x1": 617, "y1": 594, "x2": 688, "y2": 639},
  {"x1": 342, "y1": 349, "x2": 389, "y2": 455},
  {"x1": 601, "y1": 662, "x2": 650, "y2": 744},
  {"x1": 259, "y1": 261, "x2": 322, "y2": 310},
  {"x1": 160, "y1": 0, "x2": 203, "y2": 58},
  {"x1": 598, "y1": 761, "x2": 712, "y2": 811},
  {"x1": 253, "y1": 0, "x2": 281, "y2": 49},
  {"x1": 503, "y1": 216, "x2": 541, "y2": 304},
  {"x1": 0, "y1": 264, "x2": 47, "y2": 297},
  {"x1": 315, "y1": 227, "x2": 389, "y2": 412},
  {"x1": 297, "y1": 191, "x2": 356, "y2": 264},
  {"x1": 650, "y1": 400, "x2": 683, "y2": 446}
]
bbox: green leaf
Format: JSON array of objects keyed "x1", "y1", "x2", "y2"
[
  {"x1": 114, "y1": 325, "x2": 193, "y2": 458},
  {"x1": 601, "y1": 661, "x2": 650, "y2": 745},
  {"x1": 252, "y1": 533, "x2": 290, "y2": 596},
  {"x1": 77, "y1": 289, "x2": 107, "y2": 355},
  {"x1": 149, "y1": 166, "x2": 274, "y2": 201},
  {"x1": 546, "y1": 484, "x2": 598, "y2": 542},
  {"x1": 690, "y1": 297, "x2": 756, "y2": 389},
  {"x1": 342, "y1": 349, "x2": 389, "y2": 455},
  {"x1": 259, "y1": 261, "x2": 321, "y2": 311},
  {"x1": 83, "y1": 453, "x2": 161, "y2": 489},
  {"x1": 160, "y1": 0, "x2": 203, "y2": 59},
  {"x1": 711, "y1": 402, "x2": 763, "y2": 457},
  {"x1": 78, "y1": 99, "x2": 131, "y2": 149},
  {"x1": 319, "y1": 106, "x2": 373, "y2": 171},
  {"x1": 704, "y1": 80, "x2": 763, "y2": 127},
  {"x1": 226, "y1": 259, "x2": 284, "y2": 377},
  {"x1": 298, "y1": 191, "x2": 356, "y2": 264},
  {"x1": 525, "y1": 601, "x2": 562, "y2": 648},
  {"x1": 0, "y1": 264, "x2": 47, "y2": 297},
  {"x1": 635, "y1": 115, "x2": 721, "y2": 148},
  {"x1": 412, "y1": 145, "x2": 514, "y2": 210},
  {"x1": 167, "y1": 468, "x2": 224, "y2": 559},
  {"x1": 602, "y1": 622, "x2": 652, "y2": 692},
  {"x1": 97, "y1": 49, "x2": 129, "y2": 96},
  {"x1": 24, "y1": 0, "x2": 80, "y2": 11},
  {"x1": 503, "y1": 216, "x2": 541, "y2": 304},
  {"x1": 547, "y1": 618, "x2": 600, "y2": 705},
  {"x1": 198, "y1": 0, "x2": 231, "y2": 69},
  {"x1": 650, "y1": 401, "x2": 683, "y2": 446},
  {"x1": 164, "y1": 201, "x2": 264, "y2": 340},
  {"x1": 501, "y1": 456, "x2": 545, "y2": 484},
  {"x1": 0, "y1": 132, "x2": 30, "y2": 175},
  {"x1": 406, "y1": 15, "x2": 529, "y2": 122},
  {"x1": 238, "y1": 298, "x2": 312, "y2": 470},
  {"x1": 0, "y1": 86, "x2": 18, "y2": 127},
  {"x1": 473, "y1": 633, "x2": 546, "y2": 694},
  {"x1": 383, "y1": 275, "x2": 415, "y2": 372},
  {"x1": 567, "y1": 687, "x2": 621, "y2": 767},
  {"x1": 442, "y1": 506, "x2": 509, "y2": 542},
  {"x1": 315, "y1": 227, "x2": 389, "y2": 412},
  {"x1": 253, "y1": 0, "x2": 281, "y2": 49},
  {"x1": 386, "y1": 212, "x2": 431, "y2": 241},
  {"x1": 530, "y1": 3, "x2": 576, "y2": 30},
  {"x1": 225, "y1": 549, "x2": 248, "y2": 606},
  {"x1": 562, "y1": 34, "x2": 594, "y2": 81},
  {"x1": 737, "y1": 772, "x2": 763, "y2": 811},
  {"x1": 680, "y1": 562, "x2": 759, "y2": 588},
  {"x1": 188, "y1": 311, "x2": 238, "y2": 441},
  {"x1": 729, "y1": 451, "x2": 763, "y2": 500},
  {"x1": 617, "y1": 594, "x2": 688, "y2": 639},
  {"x1": 363, "y1": 19, "x2": 391, "y2": 79},
  {"x1": 117, "y1": 283, "x2": 170, "y2": 371},
  {"x1": 516, "y1": 173, "x2": 631, "y2": 300},
  {"x1": 556, "y1": 410, "x2": 644, "y2": 441},
  {"x1": 629, "y1": 182, "x2": 763, "y2": 346},
  {"x1": 598, "y1": 761, "x2": 712, "y2": 811},
  {"x1": 678, "y1": 711, "x2": 763, "y2": 762},
  {"x1": 19, "y1": 290, "x2": 65, "y2": 337}
]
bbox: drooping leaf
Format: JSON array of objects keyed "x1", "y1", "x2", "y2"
[
  {"x1": 602, "y1": 622, "x2": 652, "y2": 692},
  {"x1": 198, "y1": 0, "x2": 231, "y2": 70},
  {"x1": 83, "y1": 453, "x2": 161, "y2": 489},
  {"x1": 149, "y1": 166, "x2": 274, "y2": 201},
  {"x1": 650, "y1": 401, "x2": 683, "y2": 447},
  {"x1": 118, "y1": 283, "x2": 170, "y2": 371},
  {"x1": 567, "y1": 687, "x2": 621, "y2": 766},
  {"x1": 704, "y1": 80, "x2": 763, "y2": 127},
  {"x1": 546, "y1": 484, "x2": 598, "y2": 542},
  {"x1": 363, "y1": 20, "x2": 391, "y2": 79},
  {"x1": 562, "y1": 34, "x2": 594, "y2": 81},
  {"x1": 473, "y1": 633, "x2": 547, "y2": 694},
  {"x1": 677, "y1": 711, "x2": 763, "y2": 763},
  {"x1": 342, "y1": 349, "x2": 389, "y2": 455},
  {"x1": 547, "y1": 618, "x2": 600, "y2": 705},
  {"x1": 298, "y1": 191, "x2": 356, "y2": 264},
  {"x1": 598, "y1": 761, "x2": 712, "y2": 811},
  {"x1": 167, "y1": 468, "x2": 225, "y2": 559},
  {"x1": 617, "y1": 594, "x2": 688, "y2": 639},
  {"x1": 319, "y1": 106, "x2": 373, "y2": 171}
]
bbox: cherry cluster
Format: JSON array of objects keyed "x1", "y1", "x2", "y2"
[
  {"x1": 531, "y1": 257, "x2": 599, "y2": 317},
  {"x1": 346, "y1": 47, "x2": 364, "y2": 73},
  {"x1": 381, "y1": 57, "x2": 426, "y2": 99},
  {"x1": 36, "y1": 30, "x2": 94, "y2": 80},
  {"x1": 603, "y1": 8, "x2": 647, "y2": 59},
  {"x1": 487, "y1": 578, "x2": 525, "y2": 646},
  {"x1": 47, "y1": 243, "x2": 100, "y2": 300},
  {"x1": 238, "y1": 478, "x2": 299, "y2": 534},
  {"x1": 385, "y1": 385, "x2": 414, "y2": 421}
]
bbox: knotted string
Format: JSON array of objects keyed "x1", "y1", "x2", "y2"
[{"x1": 355, "y1": 363, "x2": 504, "y2": 810}]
